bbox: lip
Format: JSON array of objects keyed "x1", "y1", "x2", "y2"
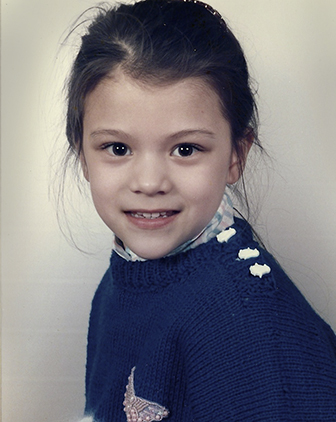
[{"x1": 125, "y1": 209, "x2": 179, "y2": 229}]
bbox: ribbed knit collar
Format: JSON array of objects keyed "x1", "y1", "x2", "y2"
[
  {"x1": 113, "y1": 191, "x2": 234, "y2": 262},
  {"x1": 109, "y1": 217, "x2": 253, "y2": 291}
]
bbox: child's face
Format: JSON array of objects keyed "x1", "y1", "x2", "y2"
[{"x1": 81, "y1": 70, "x2": 240, "y2": 259}]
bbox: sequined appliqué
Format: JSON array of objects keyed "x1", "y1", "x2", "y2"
[{"x1": 123, "y1": 367, "x2": 170, "y2": 422}]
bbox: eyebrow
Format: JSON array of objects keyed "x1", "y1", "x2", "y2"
[
  {"x1": 90, "y1": 128, "x2": 216, "y2": 140},
  {"x1": 90, "y1": 129, "x2": 130, "y2": 139},
  {"x1": 168, "y1": 129, "x2": 216, "y2": 140}
]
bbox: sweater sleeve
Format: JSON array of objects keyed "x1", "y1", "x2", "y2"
[{"x1": 182, "y1": 259, "x2": 336, "y2": 421}]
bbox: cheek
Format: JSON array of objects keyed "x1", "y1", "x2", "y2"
[
  {"x1": 86, "y1": 161, "x2": 120, "y2": 194},
  {"x1": 87, "y1": 174, "x2": 115, "y2": 212},
  {"x1": 180, "y1": 161, "x2": 229, "y2": 199}
]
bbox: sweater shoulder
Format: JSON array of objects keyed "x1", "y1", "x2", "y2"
[{"x1": 172, "y1": 229, "x2": 336, "y2": 352}]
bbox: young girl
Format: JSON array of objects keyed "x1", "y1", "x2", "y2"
[{"x1": 64, "y1": 0, "x2": 336, "y2": 420}]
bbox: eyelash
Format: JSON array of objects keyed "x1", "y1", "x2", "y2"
[{"x1": 101, "y1": 142, "x2": 203, "y2": 157}]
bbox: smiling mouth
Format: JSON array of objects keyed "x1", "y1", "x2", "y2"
[{"x1": 128, "y1": 211, "x2": 178, "y2": 219}]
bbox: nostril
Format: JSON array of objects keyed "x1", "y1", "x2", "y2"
[
  {"x1": 130, "y1": 175, "x2": 172, "y2": 196},
  {"x1": 133, "y1": 189, "x2": 167, "y2": 196}
]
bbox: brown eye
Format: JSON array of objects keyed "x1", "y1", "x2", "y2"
[
  {"x1": 172, "y1": 143, "x2": 200, "y2": 157},
  {"x1": 106, "y1": 143, "x2": 131, "y2": 156}
]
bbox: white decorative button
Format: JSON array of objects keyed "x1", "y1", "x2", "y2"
[
  {"x1": 216, "y1": 227, "x2": 236, "y2": 243},
  {"x1": 238, "y1": 247, "x2": 260, "y2": 260},
  {"x1": 249, "y1": 263, "x2": 271, "y2": 278}
]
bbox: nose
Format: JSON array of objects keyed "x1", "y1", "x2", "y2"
[{"x1": 129, "y1": 153, "x2": 172, "y2": 196}]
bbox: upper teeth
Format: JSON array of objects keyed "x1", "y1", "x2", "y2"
[{"x1": 132, "y1": 211, "x2": 169, "y2": 219}]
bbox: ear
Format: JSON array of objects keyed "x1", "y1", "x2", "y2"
[
  {"x1": 227, "y1": 132, "x2": 253, "y2": 185},
  {"x1": 79, "y1": 152, "x2": 90, "y2": 182}
]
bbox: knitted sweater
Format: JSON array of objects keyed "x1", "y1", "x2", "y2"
[{"x1": 84, "y1": 218, "x2": 336, "y2": 421}]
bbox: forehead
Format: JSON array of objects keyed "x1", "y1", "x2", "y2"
[
  {"x1": 82, "y1": 70, "x2": 233, "y2": 145},
  {"x1": 85, "y1": 68, "x2": 222, "y2": 108},
  {"x1": 83, "y1": 70, "x2": 226, "y2": 129}
]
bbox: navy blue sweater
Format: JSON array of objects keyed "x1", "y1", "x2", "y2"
[{"x1": 85, "y1": 218, "x2": 336, "y2": 421}]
